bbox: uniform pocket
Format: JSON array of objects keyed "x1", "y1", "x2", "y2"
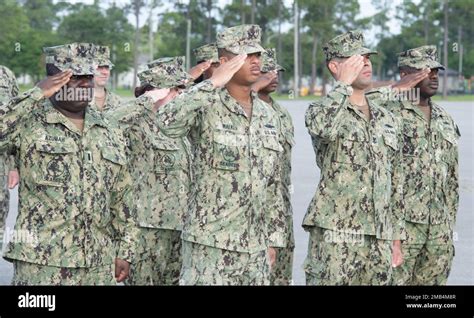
[
  {"x1": 33, "y1": 140, "x2": 78, "y2": 187},
  {"x1": 335, "y1": 132, "x2": 368, "y2": 165},
  {"x1": 100, "y1": 146, "x2": 126, "y2": 189},
  {"x1": 152, "y1": 137, "x2": 181, "y2": 173},
  {"x1": 212, "y1": 131, "x2": 242, "y2": 171}
]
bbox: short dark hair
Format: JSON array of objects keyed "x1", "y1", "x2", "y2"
[
  {"x1": 217, "y1": 48, "x2": 236, "y2": 59},
  {"x1": 134, "y1": 84, "x2": 155, "y2": 97},
  {"x1": 399, "y1": 65, "x2": 418, "y2": 73},
  {"x1": 46, "y1": 63, "x2": 61, "y2": 76}
]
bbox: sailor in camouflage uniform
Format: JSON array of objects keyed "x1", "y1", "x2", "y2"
[
  {"x1": 156, "y1": 25, "x2": 288, "y2": 285},
  {"x1": 111, "y1": 57, "x2": 192, "y2": 285},
  {"x1": 303, "y1": 31, "x2": 405, "y2": 285},
  {"x1": 0, "y1": 66, "x2": 19, "y2": 245},
  {"x1": 91, "y1": 45, "x2": 123, "y2": 113},
  {"x1": 0, "y1": 43, "x2": 138, "y2": 285},
  {"x1": 193, "y1": 43, "x2": 220, "y2": 84},
  {"x1": 251, "y1": 48, "x2": 295, "y2": 285},
  {"x1": 387, "y1": 46, "x2": 460, "y2": 285}
]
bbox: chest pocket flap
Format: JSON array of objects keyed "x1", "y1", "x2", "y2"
[
  {"x1": 35, "y1": 140, "x2": 78, "y2": 154},
  {"x1": 101, "y1": 146, "x2": 126, "y2": 165}
]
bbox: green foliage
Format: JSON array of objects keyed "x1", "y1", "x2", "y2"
[{"x1": 0, "y1": 0, "x2": 472, "y2": 88}]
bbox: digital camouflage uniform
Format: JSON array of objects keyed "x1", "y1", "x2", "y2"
[
  {"x1": 0, "y1": 66, "x2": 19, "y2": 245},
  {"x1": 260, "y1": 48, "x2": 295, "y2": 285},
  {"x1": 157, "y1": 25, "x2": 287, "y2": 285},
  {"x1": 303, "y1": 31, "x2": 405, "y2": 285},
  {"x1": 386, "y1": 46, "x2": 460, "y2": 285},
  {"x1": 193, "y1": 43, "x2": 219, "y2": 64},
  {"x1": 91, "y1": 45, "x2": 123, "y2": 114},
  {"x1": 110, "y1": 56, "x2": 192, "y2": 285},
  {"x1": 0, "y1": 43, "x2": 138, "y2": 285}
]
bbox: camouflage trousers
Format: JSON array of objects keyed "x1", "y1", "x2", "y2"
[
  {"x1": 270, "y1": 246, "x2": 294, "y2": 285},
  {"x1": 11, "y1": 260, "x2": 116, "y2": 285},
  {"x1": 126, "y1": 228, "x2": 182, "y2": 286},
  {"x1": 180, "y1": 240, "x2": 270, "y2": 285},
  {"x1": 0, "y1": 175, "x2": 8, "y2": 233},
  {"x1": 392, "y1": 221, "x2": 454, "y2": 285},
  {"x1": 304, "y1": 227, "x2": 392, "y2": 285}
]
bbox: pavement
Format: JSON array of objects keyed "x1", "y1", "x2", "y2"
[{"x1": 0, "y1": 100, "x2": 472, "y2": 285}]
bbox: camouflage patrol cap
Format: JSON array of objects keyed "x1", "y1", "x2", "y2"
[
  {"x1": 323, "y1": 30, "x2": 377, "y2": 61},
  {"x1": 216, "y1": 24, "x2": 265, "y2": 55},
  {"x1": 194, "y1": 43, "x2": 219, "y2": 63},
  {"x1": 95, "y1": 45, "x2": 114, "y2": 68},
  {"x1": 43, "y1": 43, "x2": 96, "y2": 75},
  {"x1": 261, "y1": 48, "x2": 285, "y2": 73},
  {"x1": 139, "y1": 56, "x2": 191, "y2": 89},
  {"x1": 397, "y1": 45, "x2": 445, "y2": 70}
]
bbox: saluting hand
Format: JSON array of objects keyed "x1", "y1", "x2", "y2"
[
  {"x1": 188, "y1": 60, "x2": 212, "y2": 80},
  {"x1": 210, "y1": 54, "x2": 247, "y2": 88},
  {"x1": 251, "y1": 70, "x2": 278, "y2": 93},
  {"x1": 391, "y1": 68, "x2": 430, "y2": 92},
  {"x1": 144, "y1": 88, "x2": 171, "y2": 103},
  {"x1": 335, "y1": 55, "x2": 365, "y2": 85},
  {"x1": 36, "y1": 70, "x2": 73, "y2": 98}
]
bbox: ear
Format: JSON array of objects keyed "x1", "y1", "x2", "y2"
[
  {"x1": 219, "y1": 56, "x2": 229, "y2": 64},
  {"x1": 327, "y1": 60, "x2": 339, "y2": 75}
]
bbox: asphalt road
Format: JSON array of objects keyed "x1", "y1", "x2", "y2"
[{"x1": 1, "y1": 100, "x2": 472, "y2": 285}]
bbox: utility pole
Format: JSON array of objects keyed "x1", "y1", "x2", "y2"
[
  {"x1": 293, "y1": 0, "x2": 299, "y2": 98},
  {"x1": 442, "y1": 0, "x2": 449, "y2": 99},
  {"x1": 186, "y1": 3, "x2": 192, "y2": 71},
  {"x1": 148, "y1": 8, "x2": 154, "y2": 61}
]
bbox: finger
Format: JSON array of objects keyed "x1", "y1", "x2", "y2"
[
  {"x1": 117, "y1": 272, "x2": 126, "y2": 282},
  {"x1": 53, "y1": 70, "x2": 73, "y2": 80},
  {"x1": 229, "y1": 58, "x2": 245, "y2": 71},
  {"x1": 8, "y1": 178, "x2": 17, "y2": 189},
  {"x1": 346, "y1": 55, "x2": 362, "y2": 66},
  {"x1": 52, "y1": 74, "x2": 72, "y2": 84},
  {"x1": 232, "y1": 54, "x2": 247, "y2": 63}
]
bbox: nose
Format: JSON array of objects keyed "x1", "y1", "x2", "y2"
[
  {"x1": 248, "y1": 54, "x2": 260, "y2": 65},
  {"x1": 363, "y1": 55, "x2": 370, "y2": 65},
  {"x1": 79, "y1": 77, "x2": 94, "y2": 88}
]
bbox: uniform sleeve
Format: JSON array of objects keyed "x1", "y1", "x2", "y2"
[
  {"x1": 390, "y1": 115, "x2": 406, "y2": 240},
  {"x1": 157, "y1": 80, "x2": 214, "y2": 138},
  {"x1": 110, "y1": 158, "x2": 139, "y2": 263},
  {"x1": 108, "y1": 94, "x2": 154, "y2": 128},
  {"x1": 0, "y1": 87, "x2": 43, "y2": 153},
  {"x1": 304, "y1": 82, "x2": 352, "y2": 143},
  {"x1": 265, "y1": 105, "x2": 291, "y2": 248},
  {"x1": 265, "y1": 146, "x2": 288, "y2": 248},
  {"x1": 446, "y1": 124, "x2": 460, "y2": 229}
]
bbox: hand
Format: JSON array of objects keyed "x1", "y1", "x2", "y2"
[
  {"x1": 392, "y1": 68, "x2": 430, "y2": 92},
  {"x1": 391, "y1": 240, "x2": 403, "y2": 268},
  {"x1": 188, "y1": 60, "x2": 212, "y2": 80},
  {"x1": 210, "y1": 54, "x2": 247, "y2": 88},
  {"x1": 36, "y1": 70, "x2": 73, "y2": 98},
  {"x1": 115, "y1": 258, "x2": 130, "y2": 283},
  {"x1": 268, "y1": 247, "x2": 277, "y2": 269},
  {"x1": 144, "y1": 88, "x2": 170, "y2": 103},
  {"x1": 251, "y1": 70, "x2": 278, "y2": 92},
  {"x1": 8, "y1": 170, "x2": 19, "y2": 189},
  {"x1": 334, "y1": 55, "x2": 365, "y2": 85}
]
